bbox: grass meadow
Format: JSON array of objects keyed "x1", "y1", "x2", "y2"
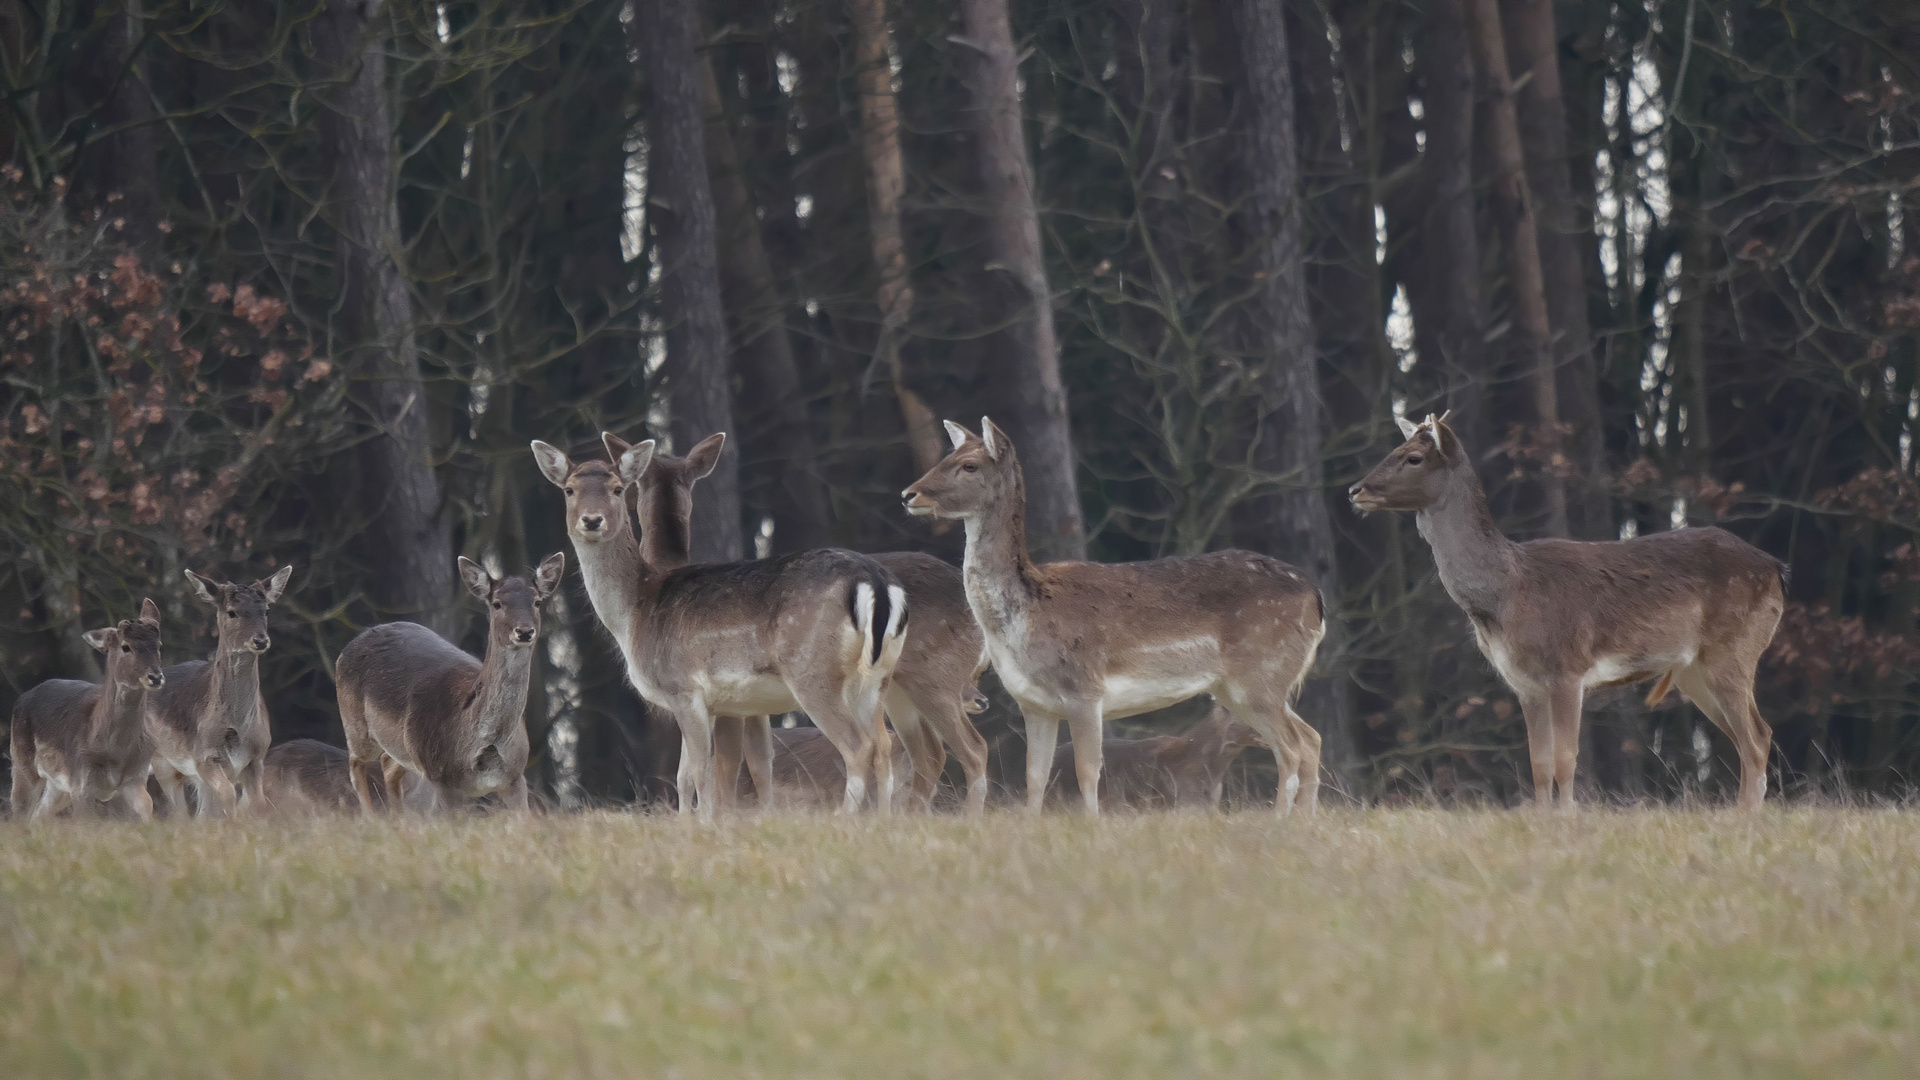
[{"x1": 0, "y1": 809, "x2": 1915, "y2": 1079}]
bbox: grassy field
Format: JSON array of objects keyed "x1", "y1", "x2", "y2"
[{"x1": 0, "y1": 809, "x2": 1915, "y2": 1079}]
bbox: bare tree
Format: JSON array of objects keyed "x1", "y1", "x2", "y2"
[
  {"x1": 849, "y1": 0, "x2": 945, "y2": 481},
  {"x1": 1463, "y1": 0, "x2": 1567, "y2": 537},
  {"x1": 312, "y1": 0, "x2": 454, "y2": 631},
  {"x1": 956, "y1": 0, "x2": 1085, "y2": 561},
  {"x1": 634, "y1": 0, "x2": 743, "y2": 562}
]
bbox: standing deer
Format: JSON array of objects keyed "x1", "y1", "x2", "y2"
[
  {"x1": 1045, "y1": 706, "x2": 1263, "y2": 810},
  {"x1": 903, "y1": 418, "x2": 1327, "y2": 815},
  {"x1": 10, "y1": 600, "x2": 165, "y2": 820},
  {"x1": 530, "y1": 434, "x2": 907, "y2": 818},
  {"x1": 1348, "y1": 413, "x2": 1785, "y2": 808},
  {"x1": 336, "y1": 554, "x2": 565, "y2": 813},
  {"x1": 147, "y1": 565, "x2": 291, "y2": 817}
]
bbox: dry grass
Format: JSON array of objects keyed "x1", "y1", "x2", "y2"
[{"x1": 0, "y1": 809, "x2": 1915, "y2": 1079}]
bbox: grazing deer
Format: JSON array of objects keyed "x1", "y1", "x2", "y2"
[
  {"x1": 903, "y1": 419, "x2": 1327, "y2": 815},
  {"x1": 262, "y1": 739, "x2": 429, "y2": 814},
  {"x1": 1045, "y1": 706, "x2": 1262, "y2": 810},
  {"x1": 10, "y1": 600, "x2": 165, "y2": 820},
  {"x1": 336, "y1": 554, "x2": 565, "y2": 813},
  {"x1": 1349, "y1": 413, "x2": 1785, "y2": 808},
  {"x1": 531, "y1": 434, "x2": 908, "y2": 818},
  {"x1": 147, "y1": 565, "x2": 291, "y2": 817}
]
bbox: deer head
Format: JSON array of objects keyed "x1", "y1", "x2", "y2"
[
  {"x1": 83, "y1": 598, "x2": 165, "y2": 690},
  {"x1": 458, "y1": 553, "x2": 565, "y2": 649},
  {"x1": 1348, "y1": 412, "x2": 1468, "y2": 514},
  {"x1": 902, "y1": 417, "x2": 1020, "y2": 521},
  {"x1": 185, "y1": 564, "x2": 291, "y2": 654}
]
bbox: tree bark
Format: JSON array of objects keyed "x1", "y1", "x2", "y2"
[
  {"x1": 1503, "y1": 0, "x2": 1609, "y2": 539},
  {"x1": 696, "y1": 49, "x2": 833, "y2": 555},
  {"x1": 84, "y1": 0, "x2": 160, "y2": 246},
  {"x1": 1462, "y1": 0, "x2": 1567, "y2": 537},
  {"x1": 956, "y1": 0, "x2": 1085, "y2": 562},
  {"x1": 1419, "y1": 0, "x2": 1495, "y2": 456},
  {"x1": 312, "y1": 0, "x2": 454, "y2": 632},
  {"x1": 1217, "y1": 0, "x2": 1356, "y2": 792},
  {"x1": 635, "y1": 0, "x2": 744, "y2": 563},
  {"x1": 849, "y1": 0, "x2": 945, "y2": 482}
]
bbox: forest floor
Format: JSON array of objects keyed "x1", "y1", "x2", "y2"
[{"x1": 0, "y1": 808, "x2": 1914, "y2": 1079}]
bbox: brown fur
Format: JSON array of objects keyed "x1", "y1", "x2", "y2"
[
  {"x1": 532, "y1": 434, "x2": 908, "y2": 817},
  {"x1": 903, "y1": 418, "x2": 1327, "y2": 815},
  {"x1": 10, "y1": 600, "x2": 165, "y2": 820},
  {"x1": 748, "y1": 726, "x2": 913, "y2": 810},
  {"x1": 261, "y1": 739, "x2": 430, "y2": 814},
  {"x1": 1045, "y1": 706, "x2": 1263, "y2": 810},
  {"x1": 146, "y1": 564, "x2": 290, "y2": 817},
  {"x1": 1350, "y1": 415, "x2": 1785, "y2": 808},
  {"x1": 336, "y1": 554, "x2": 563, "y2": 814}
]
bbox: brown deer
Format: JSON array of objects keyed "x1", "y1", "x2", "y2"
[
  {"x1": 261, "y1": 739, "x2": 429, "y2": 814},
  {"x1": 147, "y1": 565, "x2": 291, "y2": 817},
  {"x1": 336, "y1": 554, "x2": 565, "y2": 813},
  {"x1": 531, "y1": 435, "x2": 907, "y2": 817},
  {"x1": 10, "y1": 600, "x2": 166, "y2": 820},
  {"x1": 1045, "y1": 706, "x2": 1263, "y2": 810},
  {"x1": 903, "y1": 419, "x2": 1326, "y2": 815},
  {"x1": 1349, "y1": 413, "x2": 1785, "y2": 808}
]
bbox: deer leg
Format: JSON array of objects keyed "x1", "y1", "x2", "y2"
[
  {"x1": 790, "y1": 684, "x2": 879, "y2": 814},
  {"x1": 1675, "y1": 665, "x2": 1772, "y2": 809},
  {"x1": 1283, "y1": 704, "x2": 1323, "y2": 814},
  {"x1": 381, "y1": 756, "x2": 410, "y2": 811},
  {"x1": 675, "y1": 701, "x2": 720, "y2": 823},
  {"x1": 112, "y1": 777, "x2": 154, "y2": 822},
  {"x1": 676, "y1": 732, "x2": 697, "y2": 815},
  {"x1": 1547, "y1": 679, "x2": 1585, "y2": 810},
  {"x1": 150, "y1": 764, "x2": 186, "y2": 818},
  {"x1": 1516, "y1": 688, "x2": 1557, "y2": 809},
  {"x1": 872, "y1": 699, "x2": 895, "y2": 815},
  {"x1": 195, "y1": 766, "x2": 237, "y2": 819},
  {"x1": 1063, "y1": 703, "x2": 1105, "y2": 816},
  {"x1": 339, "y1": 697, "x2": 383, "y2": 815},
  {"x1": 710, "y1": 716, "x2": 746, "y2": 812},
  {"x1": 503, "y1": 774, "x2": 530, "y2": 813},
  {"x1": 236, "y1": 756, "x2": 268, "y2": 816},
  {"x1": 31, "y1": 782, "x2": 73, "y2": 822},
  {"x1": 921, "y1": 691, "x2": 990, "y2": 816},
  {"x1": 886, "y1": 692, "x2": 943, "y2": 813},
  {"x1": 1023, "y1": 711, "x2": 1061, "y2": 813},
  {"x1": 741, "y1": 716, "x2": 775, "y2": 811}
]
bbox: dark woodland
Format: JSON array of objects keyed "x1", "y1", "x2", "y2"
[{"x1": 4, "y1": 0, "x2": 1919, "y2": 808}]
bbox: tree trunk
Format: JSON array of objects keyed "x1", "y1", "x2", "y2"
[
  {"x1": 635, "y1": 0, "x2": 744, "y2": 563},
  {"x1": 1419, "y1": 0, "x2": 1495, "y2": 457},
  {"x1": 1503, "y1": 0, "x2": 1608, "y2": 539},
  {"x1": 696, "y1": 49, "x2": 833, "y2": 555},
  {"x1": 84, "y1": 0, "x2": 159, "y2": 246},
  {"x1": 1217, "y1": 0, "x2": 1357, "y2": 793},
  {"x1": 849, "y1": 0, "x2": 945, "y2": 482},
  {"x1": 312, "y1": 0, "x2": 454, "y2": 632},
  {"x1": 956, "y1": 0, "x2": 1085, "y2": 562},
  {"x1": 1462, "y1": 0, "x2": 1567, "y2": 537}
]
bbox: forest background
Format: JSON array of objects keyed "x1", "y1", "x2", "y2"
[{"x1": 4, "y1": 0, "x2": 1917, "y2": 808}]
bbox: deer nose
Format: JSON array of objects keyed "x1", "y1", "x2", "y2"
[
  {"x1": 580, "y1": 514, "x2": 604, "y2": 532},
  {"x1": 250, "y1": 635, "x2": 271, "y2": 652},
  {"x1": 513, "y1": 627, "x2": 536, "y2": 644},
  {"x1": 1347, "y1": 480, "x2": 1366, "y2": 498},
  {"x1": 146, "y1": 672, "x2": 165, "y2": 688}
]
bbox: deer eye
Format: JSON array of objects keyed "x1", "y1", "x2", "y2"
[
  {"x1": 226, "y1": 609, "x2": 237, "y2": 618},
  {"x1": 1406, "y1": 454, "x2": 1424, "y2": 466},
  {"x1": 492, "y1": 601, "x2": 503, "y2": 610},
  {"x1": 121, "y1": 644, "x2": 131, "y2": 653},
  {"x1": 564, "y1": 488, "x2": 575, "y2": 497},
  {"x1": 962, "y1": 463, "x2": 978, "y2": 473}
]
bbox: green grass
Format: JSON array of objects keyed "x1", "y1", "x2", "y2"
[{"x1": 1, "y1": 809, "x2": 1915, "y2": 1078}]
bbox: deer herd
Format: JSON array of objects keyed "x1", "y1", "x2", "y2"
[{"x1": 8, "y1": 413, "x2": 1789, "y2": 822}]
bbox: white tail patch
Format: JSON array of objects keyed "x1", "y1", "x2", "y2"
[
  {"x1": 883, "y1": 584, "x2": 908, "y2": 645},
  {"x1": 853, "y1": 581, "x2": 877, "y2": 666}
]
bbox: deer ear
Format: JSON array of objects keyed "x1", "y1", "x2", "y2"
[
  {"x1": 139, "y1": 597, "x2": 161, "y2": 626},
  {"x1": 684, "y1": 432, "x2": 726, "y2": 481},
  {"x1": 83, "y1": 627, "x2": 113, "y2": 653},
  {"x1": 534, "y1": 552, "x2": 566, "y2": 600},
  {"x1": 259, "y1": 564, "x2": 292, "y2": 603},
  {"x1": 611, "y1": 437, "x2": 657, "y2": 485},
  {"x1": 1395, "y1": 415, "x2": 1419, "y2": 440},
  {"x1": 602, "y1": 431, "x2": 634, "y2": 462},
  {"x1": 530, "y1": 441, "x2": 572, "y2": 488},
  {"x1": 980, "y1": 417, "x2": 1004, "y2": 461},
  {"x1": 184, "y1": 569, "x2": 219, "y2": 605},
  {"x1": 457, "y1": 557, "x2": 493, "y2": 601},
  {"x1": 943, "y1": 420, "x2": 972, "y2": 450},
  {"x1": 1432, "y1": 418, "x2": 1463, "y2": 461}
]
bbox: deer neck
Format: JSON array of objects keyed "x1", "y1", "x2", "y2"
[
  {"x1": 1415, "y1": 469, "x2": 1520, "y2": 623},
  {"x1": 468, "y1": 634, "x2": 535, "y2": 749},
  {"x1": 570, "y1": 522, "x2": 667, "y2": 673},
  {"x1": 960, "y1": 490, "x2": 1044, "y2": 632},
  {"x1": 205, "y1": 646, "x2": 260, "y2": 735},
  {"x1": 92, "y1": 679, "x2": 151, "y2": 751}
]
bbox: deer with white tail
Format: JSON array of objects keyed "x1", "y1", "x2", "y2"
[
  {"x1": 336, "y1": 554, "x2": 564, "y2": 813},
  {"x1": 532, "y1": 435, "x2": 907, "y2": 817},
  {"x1": 903, "y1": 418, "x2": 1326, "y2": 815},
  {"x1": 1349, "y1": 413, "x2": 1785, "y2": 808}
]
